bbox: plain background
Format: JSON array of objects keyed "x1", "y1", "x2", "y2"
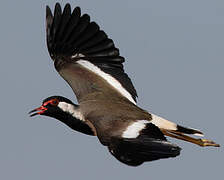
[{"x1": 0, "y1": 0, "x2": 223, "y2": 179}]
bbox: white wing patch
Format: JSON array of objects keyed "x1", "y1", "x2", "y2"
[
  {"x1": 58, "y1": 102, "x2": 85, "y2": 121},
  {"x1": 122, "y1": 120, "x2": 149, "y2": 138},
  {"x1": 76, "y1": 60, "x2": 136, "y2": 104}
]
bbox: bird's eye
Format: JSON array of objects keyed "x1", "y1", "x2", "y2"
[{"x1": 50, "y1": 99, "x2": 59, "y2": 106}]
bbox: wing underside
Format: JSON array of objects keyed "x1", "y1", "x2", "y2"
[
  {"x1": 108, "y1": 122, "x2": 181, "y2": 166},
  {"x1": 46, "y1": 3, "x2": 137, "y2": 103}
]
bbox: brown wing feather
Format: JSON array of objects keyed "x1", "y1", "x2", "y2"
[{"x1": 57, "y1": 61, "x2": 133, "y2": 103}]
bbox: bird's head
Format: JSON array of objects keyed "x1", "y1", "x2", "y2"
[
  {"x1": 29, "y1": 96, "x2": 94, "y2": 135},
  {"x1": 29, "y1": 96, "x2": 77, "y2": 119}
]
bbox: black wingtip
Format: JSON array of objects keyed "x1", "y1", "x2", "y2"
[
  {"x1": 54, "y1": 2, "x2": 61, "y2": 12},
  {"x1": 45, "y1": 3, "x2": 124, "y2": 62},
  {"x1": 46, "y1": 5, "x2": 53, "y2": 21},
  {"x1": 74, "y1": 6, "x2": 81, "y2": 16},
  {"x1": 46, "y1": 5, "x2": 53, "y2": 54},
  {"x1": 52, "y1": 3, "x2": 62, "y2": 37},
  {"x1": 64, "y1": 3, "x2": 71, "y2": 13}
]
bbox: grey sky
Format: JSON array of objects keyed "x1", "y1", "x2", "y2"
[{"x1": 0, "y1": 0, "x2": 223, "y2": 179}]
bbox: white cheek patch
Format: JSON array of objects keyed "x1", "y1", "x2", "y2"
[
  {"x1": 76, "y1": 60, "x2": 136, "y2": 105},
  {"x1": 122, "y1": 120, "x2": 149, "y2": 138},
  {"x1": 58, "y1": 102, "x2": 85, "y2": 121}
]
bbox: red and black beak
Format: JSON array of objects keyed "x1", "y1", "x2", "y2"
[{"x1": 29, "y1": 105, "x2": 48, "y2": 117}]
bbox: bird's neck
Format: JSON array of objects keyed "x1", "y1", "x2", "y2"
[
  {"x1": 52, "y1": 103, "x2": 94, "y2": 136},
  {"x1": 55, "y1": 112, "x2": 94, "y2": 136}
]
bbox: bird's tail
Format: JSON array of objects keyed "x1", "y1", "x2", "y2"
[
  {"x1": 151, "y1": 114, "x2": 204, "y2": 136},
  {"x1": 151, "y1": 114, "x2": 220, "y2": 147}
]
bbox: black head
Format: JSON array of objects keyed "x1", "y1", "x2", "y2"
[
  {"x1": 29, "y1": 96, "x2": 76, "y2": 118},
  {"x1": 29, "y1": 96, "x2": 95, "y2": 135}
]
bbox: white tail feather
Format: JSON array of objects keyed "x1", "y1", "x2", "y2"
[
  {"x1": 151, "y1": 114, "x2": 177, "y2": 131},
  {"x1": 150, "y1": 114, "x2": 204, "y2": 137}
]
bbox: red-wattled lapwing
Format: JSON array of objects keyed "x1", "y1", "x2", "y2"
[{"x1": 29, "y1": 3, "x2": 220, "y2": 166}]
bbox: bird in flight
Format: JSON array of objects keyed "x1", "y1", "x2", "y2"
[{"x1": 29, "y1": 3, "x2": 219, "y2": 166}]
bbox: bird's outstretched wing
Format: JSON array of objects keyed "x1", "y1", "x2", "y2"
[{"x1": 46, "y1": 3, "x2": 137, "y2": 104}]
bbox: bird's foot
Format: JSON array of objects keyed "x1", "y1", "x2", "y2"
[{"x1": 198, "y1": 138, "x2": 220, "y2": 147}]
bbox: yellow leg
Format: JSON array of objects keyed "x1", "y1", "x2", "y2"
[{"x1": 162, "y1": 130, "x2": 220, "y2": 147}]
